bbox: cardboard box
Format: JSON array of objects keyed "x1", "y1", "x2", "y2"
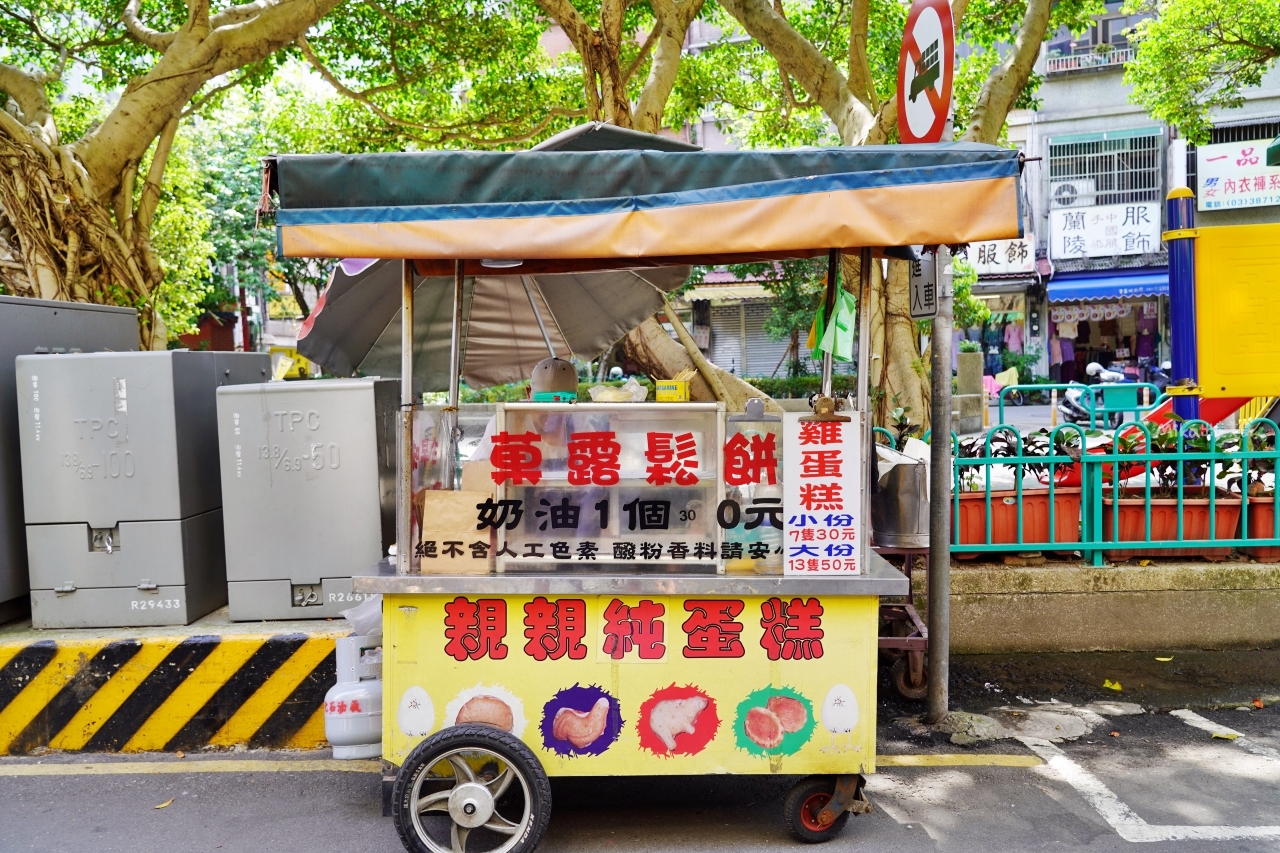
[
  {"x1": 655, "y1": 380, "x2": 690, "y2": 402},
  {"x1": 418, "y1": 490, "x2": 494, "y2": 575}
]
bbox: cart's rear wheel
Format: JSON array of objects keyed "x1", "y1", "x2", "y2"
[
  {"x1": 891, "y1": 656, "x2": 929, "y2": 701},
  {"x1": 784, "y1": 776, "x2": 851, "y2": 843},
  {"x1": 392, "y1": 724, "x2": 551, "y2": 853}
]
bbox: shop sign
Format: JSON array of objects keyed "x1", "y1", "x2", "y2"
[
  {"x1": 1049, "y1": 202, "x2": 1161, "y2": 259},
  {"x1": 970, "y1": 236, "x2": 1035, "y2": 276},
  {"x1": 1196, "y1": 139, "x2": 1280, "y2": 211},
  {"x1": 384, "y1": 591, "x2": 878, "y2": 774},
  {"x1": 782, "y1": 413, "x2": 861, "y2": 575}
]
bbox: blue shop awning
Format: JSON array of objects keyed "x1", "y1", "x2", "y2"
[{"x1": 1047, "y1": 270, "x2": 1168, "y2": 302}]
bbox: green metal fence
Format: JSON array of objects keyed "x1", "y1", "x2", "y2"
[
  {"x1": 995, "y1": 382, "x2": 1166, "y2": 428},
  {"x1": 927, "y1": 419, "x2": 1280, "y2": 563}
]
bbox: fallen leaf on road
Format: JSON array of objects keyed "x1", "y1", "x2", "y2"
[
  {"x1": 155, "y1": 798, "x2": 175, "y2": 810},
  {"x1": 1138, "y1": 559, "x2": 1152, "y2": 566},
  {"x1": 1155, "y1": 656, "x2": 1173, "y2": 662},
  {"x1": 1211, "y1": 732, "x2": 1239, "y2": 741},
  {"x1": 1109, "y1": 731, "x2": 1120, "y2": 738},
  {"x1": 175, "y1": 751, "x2": 185, "y2": 759},
  {"x1": 1254, "y1": 699, "x2": 1265, "y2": 709},
  {"x1": 1103, "y1": 679, "x2": 1122, "y2": 691}
]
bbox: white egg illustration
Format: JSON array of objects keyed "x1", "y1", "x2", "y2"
[
  {"x1": 397, "y1": 686, "x2": 435, "y2": 737},
  {"x1": 821, "y1": 684, "x2": 858, "y2": 752}
]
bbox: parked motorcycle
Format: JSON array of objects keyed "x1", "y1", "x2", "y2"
[{"x1": 1057, "y1": 362, "x2": 1132, "y2": 427}]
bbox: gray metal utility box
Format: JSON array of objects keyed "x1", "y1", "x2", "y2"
[
  {"x1": 0, "y1": 296, "x2": 138, "y2": 625},
  {"x1": 216, "y1": 378, "x2": 397, "y2": 621},
  {"x1": 16, "y1": 350, "x2": 270, "y2": 628}
]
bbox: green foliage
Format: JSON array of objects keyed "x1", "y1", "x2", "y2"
[
  {"x1": 1124, "y1": 0, "x2": 1280, "y2": 144},
  {"x1": 712, "y1": 257, "x2": 828, "y2": 377},
  {"x1": 740, "y1": 374, "x2": 857, "y2": 399},
  {"x1": 147, "y1": 132, "x2": 216, "y2": 337},
  {"x1": 951, "y1": 256, "x2": 991, "y2": 331},
  {"x1": 1001, "y1": 345, "x2": 1043, "y2": 384},
  {"x1": 958, "y1": 339, "x2": 982, "y2": 353}
]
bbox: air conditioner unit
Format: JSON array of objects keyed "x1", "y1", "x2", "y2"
[{"x1": 1050, "y1": 178, "x2": 1096, "y2": 208}]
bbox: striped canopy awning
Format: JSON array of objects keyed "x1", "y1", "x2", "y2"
[{"x1": 267, "y1": 143, "x2": 1024, "y2": 266}]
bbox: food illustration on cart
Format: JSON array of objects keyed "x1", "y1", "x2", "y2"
[{"x1": 268, "y1": 119, "x2": 1024, "y2": 851}]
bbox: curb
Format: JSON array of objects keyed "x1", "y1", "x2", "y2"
[{"x1": 0, "y1": 632, "x2": 339, "y2": 755}]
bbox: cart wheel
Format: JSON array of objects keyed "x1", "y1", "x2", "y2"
[
  {"x1": 891, "y1": 657, "x2": 928, "y2": 701},
  {"x1": 392, "y1": 724, "x2": 551, "y2": 853},
  {"x1": 1010, "y1": 390, "x2": 1025, "y2": 407},
  {"x1": 784, "y1": 776, "x2": 851, "y2": 843}
]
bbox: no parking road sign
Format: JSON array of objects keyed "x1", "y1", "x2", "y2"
[{"x1": 897, "y1": 0, "x2": 954, "y2": 144}]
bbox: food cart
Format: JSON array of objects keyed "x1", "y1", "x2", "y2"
[{"x1": 266, "y1": 137, "x2": 1023, "y2": 852}]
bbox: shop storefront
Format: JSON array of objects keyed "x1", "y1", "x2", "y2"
[
  {"x1": 967, "y1": 236, "x2": 1041, "y2": 376},
  {"x1": 1046, "y1": 270, "x2": 1168, "y2": 382}
]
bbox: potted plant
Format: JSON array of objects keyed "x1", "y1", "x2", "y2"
[
  {"x1": 952, "y1": 427, "x2": 1083, "y2": 557},
  {"x1": 1234, "y1": 421, "x2": 1280, "y2": 562},
  {"x1": 1102, "y1": 420, "x2": 1242, "y2": 560}
]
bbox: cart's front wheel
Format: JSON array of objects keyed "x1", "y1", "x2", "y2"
[
  {"x1": 392, "y1": 724, "x2": 551, "y2": 853},
  {"x1": 891, "y1": 656, "x2": 929, "y2": 701},
  {"x1": 784, "y1": 776, "x2": 851, "y2": 843}
]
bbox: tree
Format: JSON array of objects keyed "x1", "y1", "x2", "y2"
[
  {"x1": 0, "y1": 0, "x2": 570, "y2": 347},
  {"x1": 720, "y1": 258, "x2": 829, "y2": 378},
  {"x1": 676, "y1": 0, "x2": 1100, "y2": 425},
  {"x1": 1124, "y1": 0, "x2": 1280, "y2": 144}
]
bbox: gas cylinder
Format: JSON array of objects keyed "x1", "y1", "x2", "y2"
[{"x1": 324, "y1": 634, "x2": 383, "y2": 759}]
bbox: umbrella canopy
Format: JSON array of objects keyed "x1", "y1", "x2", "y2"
[
  {"x1": 267, "y1": 143, "x2": 1023, "y2": 264},
  {"x1": 297, "y1": 258, "x2": 689, "y2": 389}
]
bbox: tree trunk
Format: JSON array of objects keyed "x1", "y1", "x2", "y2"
[
  {"x1": 0, "y1": 112, "x2": 165, "y2": 349},
  {"x1": 623, "y1": 318, "x2": 782, "y2": 412}
]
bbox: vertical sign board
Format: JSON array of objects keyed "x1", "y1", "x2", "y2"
[
  {"x1": 1194, "y1": 223, "x2": 1280, "y2": 398},
  {"x1": 897, "y1": 0, "x2": 955, "y2": 145},
  {"x1": 908, "y1": 253, "x2": 938, "y2": 320},
  {"x1": 782, "y1": 412, "x2": 862, "y2": 575}
]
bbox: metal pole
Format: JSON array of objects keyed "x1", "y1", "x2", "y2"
[
  {"x1": 821, "y1": 249, "x2": 839, "y2": 398},
  {"x1": 926, "y1": 246, "x2": 954, "y2": 724},
  {"x1": 1166, "y1": 187, "x2": 1199, "y2": 420},
  {"x1": 397, "y1": 260, "x2": 415, "y2": 575},
  {"x1": 855, "y1": 248, "x2": 872, "y2": 412},
  {"x1": 520, "y1": 276, "x2": 557, "y2": 358},
  {"x1": 442, "y1": 260, "x2": 465, "y2": 490}
]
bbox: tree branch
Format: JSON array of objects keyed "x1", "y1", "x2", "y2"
[
  {"x1": 846, "y1": 0, "x2": 877, "y2": 110},
  {"x1": 633, "y1": 0, "x2": 705, "y2": 133},
  {"x1": 121, "y1": 0, "x2": 177, "y2": 51},
  {"x1": 135, "y1": 115, "x2": 179, "y2": 235},
  {"x1": 960, "y1": 0, "x2": 1051, "y2": 144},
  {"x1": 719, "y1": 0, "x2": 873, "y2": 143},
  {"x1": 622, "y1": 19, "x2": 661, "y2": 84},
  {"x1": 209, "y1": 0, "x2": 272, "y2": 29},
  {"x1": 0, "y1": 61, "x2": 58, "y2": 144},
  {"x1": 865, "y1": 96, "x2": 896, "y2": 145}
]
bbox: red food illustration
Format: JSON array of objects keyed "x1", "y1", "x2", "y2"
[
  {"x1": 551, "y1": 697, "x2": 610, "y2": 748},
  {"x1": 767, "y1": 695, "x2": 808, "y2": 733},
  {"x1": 636, "y1": 685, "x2": 720, "y2": 756},
  {"x1": 456, "y1": 695, "x2": 514, "y2": 731},
  {"x1": 744, "y1": 706, "x2": 784, "y2": 749}
]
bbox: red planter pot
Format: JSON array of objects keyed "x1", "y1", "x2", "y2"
[
  {"x1": 954, "y1": 488, "x2": 1082, "y2": 558},
  {"x1": 1243, "y1": 498, "x2": 1280, "y2": 562},
  {"x1": 1101, "y1": 496, "x2": 1241, "y2": 560}
]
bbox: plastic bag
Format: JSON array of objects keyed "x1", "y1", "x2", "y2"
[
  {"x1": 340, "y1": 594, "x2": 383, "y2": 637},
  {"x1": 587, "y1": 377, "x2": 648, "y2": 402}
]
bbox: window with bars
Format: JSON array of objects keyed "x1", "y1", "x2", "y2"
[{"x1": 1048, "y1": 132, "x2": 1163, "y2": 207}]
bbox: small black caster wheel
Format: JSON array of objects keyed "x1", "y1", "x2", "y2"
[
  {"x1": 891, "y1": 656, "x2": 928, "y2": 701},
  {"x1": 392, "y1": 724, "x2": 551, "y2": 853},
  {"x1": 784, "y1": 776, "x2": 851, "y2": 843}
]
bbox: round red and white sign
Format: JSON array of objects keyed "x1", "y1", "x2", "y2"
[{"x1": 896, "y1": 0, "x2": 955, "y2": 144}]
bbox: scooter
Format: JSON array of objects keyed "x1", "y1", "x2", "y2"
[
  {"x1": 1057, "y1": 362, "x2": 1132, "y2": 427},
  {"x1": 1144, "y1": 360, "x2": 1172, "y2": 393}
]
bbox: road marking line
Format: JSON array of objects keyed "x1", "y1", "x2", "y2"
[
  {"x1": 1170, "y1": 709, "x2": 1280, "y2": 762},
  {"x1": 1020, "y1": 736, "x2": 1280, "y2": 842},
  {"x1": 878, "y1": 754, "x2": 1042, "y2": 767},
  {"x1": 0, "y1": 759, "x2": 380, "y2": 777}
]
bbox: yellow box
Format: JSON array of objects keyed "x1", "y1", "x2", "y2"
[
  {"x1": 1194, "y1": 223, "x2": 1280, "y2": 398},
  {"x1": 655, "y1": 380, "x2": 690, "y2": 402}
]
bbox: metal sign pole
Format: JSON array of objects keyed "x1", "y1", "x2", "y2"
[
  {"x1": 397, "y1": 260, "x2": 415, "y2": 575},
  {"x1": 926, "y1": 247, "x2": 953, "y2": 723}
]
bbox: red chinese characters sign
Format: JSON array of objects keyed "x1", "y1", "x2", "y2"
[{"x1": 782, "y1": 413, "x2": 862, "y2": 574}]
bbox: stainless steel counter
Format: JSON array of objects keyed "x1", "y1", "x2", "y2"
[{"x1": 352, "y1": 550, "x2": 908, "y2": 597}]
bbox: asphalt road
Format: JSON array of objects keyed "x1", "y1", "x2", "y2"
[{"x1": 3, "y1": 653, "x2": 1278, "y2": 853}]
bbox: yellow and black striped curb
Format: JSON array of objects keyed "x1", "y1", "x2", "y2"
[{"x1": 0, "y1": 632, "x2": 341, "y2": 755}]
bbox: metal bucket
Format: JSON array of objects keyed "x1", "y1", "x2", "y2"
[{"x1": 871, "y1": 459, "x2": 929, "y2": 548}]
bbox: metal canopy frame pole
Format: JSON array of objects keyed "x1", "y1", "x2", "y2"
[
  {"x1": 520, "y1": 276, "x2": 558, "y2": 359},
  {"x1": 397, "y1": 259, "x2": 414, "y2": 575},
  {"x1": 443, "y1": 260, "x2": 465, "y2": 491},
  {"x1": 926, "y1": 247, "x2": 954, "y2": 723},
  {"x1": 855, "y1": 248, "x2": 872, "y2": 411}
]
